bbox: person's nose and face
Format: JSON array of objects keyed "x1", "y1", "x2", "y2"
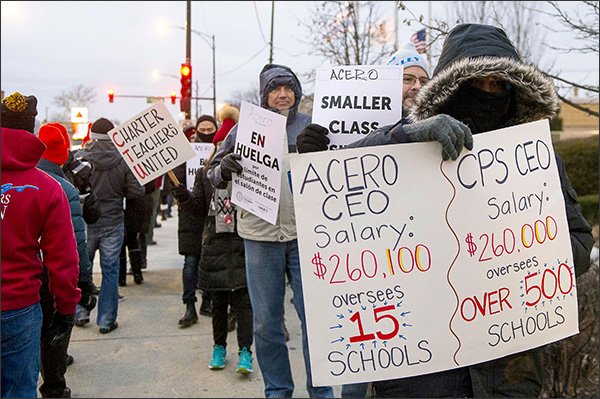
[
  {"x1": 468, "y1": 76, "x2": 508, "y2": 93},
  {"x1": 267, "y1": 85, "x2": 295, "y2": 111},
  {"x1": 196, "y1": 121, "x2": 216, "y2": 140},
  {"x1": 402, "y1": 66, "x2": 429, "y2": 110}
]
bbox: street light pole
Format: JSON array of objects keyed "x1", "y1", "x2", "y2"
[{"x1": 185, "y1": 0, "x2": 192, "y2": 120}]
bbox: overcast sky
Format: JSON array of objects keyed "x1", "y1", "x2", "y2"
[{"x1": 1, "y1": 1, "x2": 597, "y2": 125}]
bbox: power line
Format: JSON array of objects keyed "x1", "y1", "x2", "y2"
[
  {"x1": 217, "y1": 44, "x2": 269, "y2": 76},
  {"x1": 253, "y1": 1, "x2": 269, "y2": 44}
]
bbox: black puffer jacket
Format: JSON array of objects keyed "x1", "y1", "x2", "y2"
[
  {"x1": 348, "y1": 23, "x2": 594, "y2": 398},
  {"x1": 177, "y1": 167, "x2": 246, "y2": 291},
  {"x1": 173, "y1": 163, "x2": 205, "y2": 257}
]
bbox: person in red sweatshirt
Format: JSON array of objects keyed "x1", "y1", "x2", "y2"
[{"x1": 1, "y1": 92, "x2": 81, "y2": 398}]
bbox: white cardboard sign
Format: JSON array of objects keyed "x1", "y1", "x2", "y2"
[
  {"x1": 230, "y1": 101, "x2": 286, "y2": 225},
  {"x1": 108, "y1": 101, "x2": 196, "y2": 185},
  {"x1": 312, "y1": 65, "x2": 403, "y2": 150},
  {"x1": 186, "y1": 143, "x2": 215, "y2": 190},
  {"x1": 290, "y1": 120, "x2": 578, "y2": 386}
]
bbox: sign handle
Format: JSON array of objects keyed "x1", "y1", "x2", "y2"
[{"x1": 167, "y1": 170, "x2": 181, "y2": 186}]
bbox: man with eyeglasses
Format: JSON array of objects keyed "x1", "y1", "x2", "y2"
[{"x1": 386, "y1": 42, "x2": 431, "y2": 118}]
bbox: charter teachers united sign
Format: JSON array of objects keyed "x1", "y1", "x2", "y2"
[{"x1": 290, "y1": 120, "x2": 579, "y2": 386}]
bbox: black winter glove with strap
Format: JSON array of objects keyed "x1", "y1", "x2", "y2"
[
  {"x1": 297, "y1": 124, "x2": 330, "y2": 153},
  {"x1": 172, "y1": 183, "x2": 191, "y2": 204},
  {"x1": 220, "y1": 153, "x2": 243, "y2": 181},
  {"x1": 49, "y1": 311, "x2": 75, "y2": 347},
  {"x1": 404, "y1": 114, "x2": 473, "y2": 160}
]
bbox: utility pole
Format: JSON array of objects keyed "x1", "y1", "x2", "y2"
[
  {"x1": 195, "y1": 79, "x2": 200, "y2": 120},
  {"x1": 269, "y1": 1, "x2": 274, "y2": 63},
  {"x1": 211, "y1": 34, "x2": 216, "y2": 117},
  {"x1": 185, "y1": 0, "x2": 192, "y2": 120}
]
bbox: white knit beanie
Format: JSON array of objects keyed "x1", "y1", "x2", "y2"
[{"x1": 386, "y1": 43, "x2": 431, "y2": 78}]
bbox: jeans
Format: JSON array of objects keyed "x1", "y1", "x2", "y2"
[
  {"x1": 244, "y1": 239, "x2": 334, "y2": 398},
  {"x1": 1, "y1": 303, "x2": 42, "y2": 398},
  {"x1": 87, "y1": 223, "x2": 124, "y2": 328},
  {"x1": 342, "y1": 383, "x2": 369, "y2": 398},
  {"x1": 182, "y1": 255, "x2": 199, "y2": 304}
]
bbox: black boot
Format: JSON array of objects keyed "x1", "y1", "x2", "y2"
[
  {"x1": 178, "y1": 303, "x2": 198, "y2": 327},
  {"x1": 129, "y1": 249, "x2": 144, "y2": 284},
  {"x1": 199, "y1": 293, "x2": 213, "y2": 316}
]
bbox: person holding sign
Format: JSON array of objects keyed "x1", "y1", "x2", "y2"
[
  {"x1": 297, "y1": 23, "x2": 594, "y2": 398},
  {"x1": 208, "y1": 64, "x2": 335, "y2": 398}
]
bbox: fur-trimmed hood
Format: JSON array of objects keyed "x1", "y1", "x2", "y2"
[
  {"x1": 411, "y1": 24, "x2": 559, "y2": 124},
  {"x1": 217, "y1": 104, "x2": 240, "y2": 124}
]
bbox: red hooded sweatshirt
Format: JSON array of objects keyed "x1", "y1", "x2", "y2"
[{"x1": 1, "y1": 127, "x2": 80, "y2": 314}]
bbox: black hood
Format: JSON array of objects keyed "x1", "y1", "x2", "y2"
[{"x1": 411, "y1": 23, "x2": 559, "y2": 124}]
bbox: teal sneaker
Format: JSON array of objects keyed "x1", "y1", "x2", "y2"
[
  {"x1": 236, "y1": 347, "x2": 253, "y2": 374},
  {"x1": 209, "y1": 345, "x2": 226, "y2": 370}
]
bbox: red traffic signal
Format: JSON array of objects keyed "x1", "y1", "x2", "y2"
[
  {"x1": 170, "y1": 90, "x2": 177, "y2": 105},
  {"x1": 180, "y1": 62, "x2": 192, "y2": 113},
  {"x1": 108, "y1": 88, "x2": 115, "y2": 103}
]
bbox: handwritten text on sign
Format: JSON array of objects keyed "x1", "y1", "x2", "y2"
[
  {"x1": 186, "y1": 143, "x2": 214, "y2": 190},
  {"x1": 312, "y1": 65, "x2": 403, "y2": 150},
  {"x1": 108, "y1": 101, "x2": 196, "y2": 185},
  {"x1": 290, "y1": 120, "x2": 578, "y2": 386},
  {"x1": 231, "y1": 101, "x2": 286, "y2": 225}
]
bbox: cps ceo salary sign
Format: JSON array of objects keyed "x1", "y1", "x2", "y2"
[{"x1": 107, "y1": 101, "x2": 197, "y2": 185}]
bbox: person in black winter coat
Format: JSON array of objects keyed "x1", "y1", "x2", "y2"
[
  {"x1": 172, "y1": 144, "x2": 254, "y2": 373},
  {"x1": 118, "y1": 196, "x2": 145, "y2": 286},
  {"x1": 297, "y1": 23, "x2": 594, "y2": 398}
]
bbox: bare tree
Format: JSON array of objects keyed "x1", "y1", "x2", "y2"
[
  {"x1": 300, "y1": 1, "x2": 395, "y2": 66},
  {"x1": 539, "y1": 1, "x2": 599, "y2": 117},
  {"x1": 224, "y1": 84, "x2": 261, "y2": 110},
  {"x1": 51, "y1": 85, "x2": 97, "y2": 121},
  {"x1": 396, "y1": 1, "x2": 599, "y2": 118}
]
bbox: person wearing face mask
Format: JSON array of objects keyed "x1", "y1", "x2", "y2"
[
  {"x1": 296, "y1": 23, "x2": 593, "y2": 398},
  {"x1": 194, "y1": 114, "x2": 218, "y2": 143},
  {"x1": 207, "y1": 63, "x2": 334, "y2": 399}
]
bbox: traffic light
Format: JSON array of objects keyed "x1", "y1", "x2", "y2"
[
  {"x1": 170, "y1": 90, "x2": 177, "y2": 105},
  {"x1": 180, "y1": 62, "x2": 192, "y2": 113},
  {"x1": 108, "y1": 88, "x2": 114, "y2": 103}
]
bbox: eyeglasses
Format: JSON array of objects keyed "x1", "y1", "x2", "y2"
[{"x1": 403, "y1": 74, "x2": 429, "y2": 87}]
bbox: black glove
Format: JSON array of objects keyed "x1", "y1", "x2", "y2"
[
  {"x1": 172, "y1": 183, "x2": 191, "y2": 203},
  {"x1": 297, "y1": 124, "x2": 330, "y2": 153},
  {"x1": 220, "y1": 153, "x2": 243, "y2": 181},
  {"x1": 82, "y1": 191, "x2": 101, "y2": 225},
  {"x1": 78, "y1": 280, "x2": 97, "y2": 312},
  {"x1": 49, "y1": 311, "x2": 75, "y2": 347},
  {"x1": 404, "y1": 114, "x2": 473, "y2": 160}
]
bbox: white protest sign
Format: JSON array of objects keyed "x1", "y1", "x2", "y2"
[
  {"x1": 108, "y1": 101, "x2": 197, "y2": 185},
  {"x1": 290, "y1": 120, "x2": 578, "y2": 386},
  {"x1": 230, "y1": 101, "x2": 286, "y2": 225},
  {"x1": 186, "y1": 143, "x2": 214, "y2": 190},
  {"x1": 312, "y1": 65, "x2": 403, "y2": 150}
]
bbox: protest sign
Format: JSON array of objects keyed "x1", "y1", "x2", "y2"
[
  {"x1": 231, "y1": 101, "x2": 286, "y2": 225},
  {"x1": 290, "y1": 120, "x2": 579, "y2": 386},
  {"x1": 312, "y1": 65, "x2": 403, "y2": 150},
  {"x1": 186, "y1": 143, "x2": 215, "y2": 190},
  {"x1": 107, "y1": 101, "x2": 196, "y2": 185}
]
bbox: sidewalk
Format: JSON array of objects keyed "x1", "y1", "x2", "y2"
[{"x1": 65, "y1": 207, "x2": 340, "y2": 398}]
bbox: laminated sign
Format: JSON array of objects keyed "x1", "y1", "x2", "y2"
[
  {"x1": 108, "y1": 101, "x2": 196, "y2": 185},
  {"x1": 290, "y1": 120, "x2": 579, "y2": 386}
]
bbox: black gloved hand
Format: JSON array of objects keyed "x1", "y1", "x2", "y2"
[
  {"x1": 172, "y1": 183, "x2": 191, "y2": 203},
  {"x1": 82, "y1": 191, "x2": 101, "y2": 225},
  {"x1": 403, "y1": 114, "x2": 473, "y2": 160},
  {"x1": 220, "y1": 153, "x2": 243, "y2": 181},
  {"x1": 49, "y1": 312, "x2": 75, "y2": 347},
  {"x1": 297, "y1": 123, "x2": 330, "y2": 153},
  {"x1": 78, "y1": 280, "x2": 97, "y2": 311}
]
